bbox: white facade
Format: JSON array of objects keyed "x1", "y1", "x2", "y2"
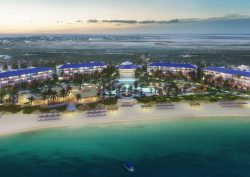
[
  {"x1": 118, "y1": 62, "x2": 138, "y2": 78},
  {"x1": 0, "y1": 68, "x2": 53, "y2": 87},
  {"x1": 57, "y1": 62, "x2": 107, "y2": 79},
  {"x1": 204, "y1": 67, "x2": 250, "y2": 90},
  {"x1": 147, "y1": 62, "x2": 197, "y2": 78}
]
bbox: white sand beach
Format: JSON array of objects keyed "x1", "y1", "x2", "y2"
[{"x1": 1, "y1": 102, "x2": 250, "y2": 137}]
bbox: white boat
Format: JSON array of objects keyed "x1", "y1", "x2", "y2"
[{"x1": 123, "y1": 161, "x2": 135, "y2": 172}]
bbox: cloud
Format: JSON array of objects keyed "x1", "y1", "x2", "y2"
[
  {"x1": 88, "y1": 19, "x2": 99, "y2": 23},
  {"x1": 138, "y1": 19, "x2": 198, "y2": 24},
  {"x1": 158, "y1": 19, "x2": 180, "y2": 24},
  {"x1": 102, "y1": 20, "x2": 138, "y2": 24},
  {"x1": 204, "y1": 14, "x2": 250, "y2": 22},
  {"x1": 48, "y1": 15, "x2": 250, "y2": 34},
  {"x1": 86, "y1": 18, "x2": 200, "y2": 25},
  {"x1": 76, "y1": 14, "x2": 250, "y2": 26},
  {"x1": 76, "y1": 20, "x2": 83, "y2": 23},
  {"x1": 139, "y1": 20, "x2": 156, "y2": 24}
]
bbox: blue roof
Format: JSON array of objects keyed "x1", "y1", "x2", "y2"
[
  {"x1": 59, "y1": 62, "x2": 106, "y2": 69},
  {"x1": 204, "y1": 66, "x2": 250, "y2": 78},
  {"x1": 0, "y1": 67, "x2": 52, "y2": 79},
  {"x1": 118, "y1": 64, "x2": 138, "y2": 69},
  {"x1": 148, "y1": 62, "x2": 197, "y2": 69},
  {"x1": 117, "y1": 61, "x2": 139, "y2": 69}
]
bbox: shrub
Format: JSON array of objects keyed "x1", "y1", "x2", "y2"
[
  {"x1": 87, "y1": 102, "x2": 100, "y2": 109},
  {"x1": 102, "y1": 98, "x2": 118, "y2": 105},
  {"x1": 137, "y1": 97, "x2": 152, "y2": 103},
  {"x1": 0, "y1": 105, "x2": 22, "y2": 113},
  {"x1": 209, "y1": 97, "x2": 218, "y2": 102},
  {"x1": 23, "y1": 106, "x2": 40, "y2": 114}
]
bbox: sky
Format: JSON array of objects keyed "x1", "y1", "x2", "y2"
[{"x1": 0, "y1": 0, "x2": 250, "y2": 34}]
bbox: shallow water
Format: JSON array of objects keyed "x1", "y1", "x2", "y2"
[{"x1": 1, "y1": 117, "x2": 250, "y2": 177}]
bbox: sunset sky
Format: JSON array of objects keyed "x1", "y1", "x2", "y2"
[{"x1": 0, "y1": 0, "x2": 250, "y2": 34}]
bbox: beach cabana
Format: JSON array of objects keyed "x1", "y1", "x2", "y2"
[
  {"x1": 237, "y1": 102, "x2": 248, "y2": 108},
  {"x1": 106, "y1": 105, "x2": 119, "y2": 112},
  {"x1": 141, "y1": 104, "x2": 152, "y2": 109},
  {"x1": 189, "y1": 102, "x2": 200, "y2": 107}
]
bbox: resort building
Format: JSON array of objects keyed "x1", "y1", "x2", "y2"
[
  {"x1": 117, "y1": 61, "x2": 139, "y2": 78},
  {"x1": 57, "y1": 62, "x2": 107, "y2": 79},
  {"x1": 147, "y1": 62, "x2": 197, "y2": 75},
  {"x1": 204, "y1": 66, "x2": 250, "y2": 90},
  {"x1": 0, "y1": 67, "x2": 53, "y2": 87}
]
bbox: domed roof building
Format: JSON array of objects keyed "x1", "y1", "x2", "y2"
[{"x1": 117, "y1": 61, "x2": 139, "y2": 78}]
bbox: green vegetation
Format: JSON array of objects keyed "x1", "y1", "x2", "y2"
[
  {"x1": 102, "y1": 98, "x2": 118, "y2": 105},
  {"x1": 2, "y1": 35, "x2": 250, "y2": 69},
  {"x1": 137, "y1": 93, "x2": 247, "y2": 104},
  {"x1": 0, "y1": 104, "x2": 68, "y2": 114},
  {"x1": 1, "y1": 36, "x2": 250, "y2": 112},
  {"x1": 86, "y1": 102, "x2": 100, "y2": 109},
  {"x1": 22, "y1": 106, "x2": 39, "y2": 114},
  {"x1": 0, "y1": 105, "x2": 22, "y2": 113}
]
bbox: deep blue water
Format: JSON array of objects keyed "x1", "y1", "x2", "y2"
[{"x1": 1, "y1": 117, "x2": 250, "y2": 177}]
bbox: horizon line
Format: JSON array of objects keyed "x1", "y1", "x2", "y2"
[{"x1": 1, "y1": 33, "x2": 250, "y2": 37}]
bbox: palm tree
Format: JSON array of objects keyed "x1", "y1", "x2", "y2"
[
  {"x1": 228, "y1": 78, "x2": 235, "y2": 88},
  {"x1": 150, "y1": 87, "x2": 153, "y2": 95},
  {"x1": 178, "y1": 71, "x2": 185, "y2": 81},
  {"x1": 27, "y1": 96, "x2": 35, "y2": 106},
  {"x1": 60, "y1": 70, "x2": 65, "y2": 78},
  {"x1": 155, "y1": 69, "x2": 163, "y2": 78},
  {"x1": 75, "y1": 93, "x2": 82, "y2": 101},
  {"x1": 60, "y1": 88, "x2": 68, "y2": 100},
  {"x1": 73, "y1": 73, "x2": 84, "y2": 88},
  {"x1": 10, "y1": 86, "x2": 18, "y2": 104},
  {"x1": 163, "y1": 84, "x2": 168, "y2": 95},
  {"x1": 166, "y1": 71, "x2": 174, "y2": 80},
  {"x1": 134, "y1": 81, "x2": 139, "y2": 91},
  {"x1": 52, "y1": 73, "x2": 58, "y2": 84},
  {"x1": 128, "y1": 85, "x2": 133, "y2": 94},
  {"x1": 188, "y1": 71, "x2": 196, "y2": 81},
  {"x1": 107, "y1": 84, "x2": 112, "y2": 98},
  {"x1": 216, "y1": 76, "x2": 224, "y2": 86},
  {"x1": 41, "y1": 91, "x2": 48, "y2": 105},
  {"x1": 122, "y1": 85, "x2": 127, "y2": 93},
  {"x1": 116, "y1": 84, "x2": 123, "y2": 97},
  {"x1": 223, "y1": 79, "x2": 230, "y2": 88},
  {"x1": 0, "y1": 87, "x2": 6, "y2": 104},
  {"x1": 29, "y1": 80, "x2": 40, "y2": 94},
  {"x1": 50, "y1": 90, "x2": 58, "y2": 103},
  {"x1": 235, "y1": 75, "x2": 242, "y2": 88},
  {"x1": 168, "y1": 82, "x2": 178, "y2": 96},
  {"x1": 204, "y1": 74, "x2": 213, "y2": 84},
  {"x1": 20, "y1": 82, "x2": 27, "y2": 90},
  {"x1": 66, "y1": 85, "x2": 72, "y2": 94}
]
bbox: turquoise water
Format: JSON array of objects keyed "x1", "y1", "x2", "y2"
[{"x1": 1, "y1": 117, "x2": 250, "y2": 177}]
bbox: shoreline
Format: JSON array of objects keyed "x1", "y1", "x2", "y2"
[
  {"x1": 1, "y1": 114, "x2": 250, "y2": 138},
  {"x1": 1, "y1": 102, "x2": 250, "y2": 137}
]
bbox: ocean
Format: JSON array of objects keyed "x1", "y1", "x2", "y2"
[{"x1": 1, "y1": 117, "x2": 250, "y2": 177}]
